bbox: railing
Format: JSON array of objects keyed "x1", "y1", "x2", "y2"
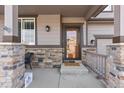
[{"x1": 84, "y1": 51, "x2": 107, "y2": 79}]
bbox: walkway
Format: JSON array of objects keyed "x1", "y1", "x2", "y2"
[{"x1": 28, "y1": 68, "x2": 106, "y2": 88}]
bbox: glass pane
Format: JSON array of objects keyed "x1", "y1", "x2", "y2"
[
  {"x1": 18, "y1": 19, "x2": 21, "y2": 32},
  {"x1": 66, "y1": 30, "x2": 77, "y2": 59},
  {"x1": 30, "y1": 22, "x2": 34, "y2": 29},
  {"x1": 22, "y1": 19, "x2": 35, "y2": 29},
  {"x1": 27, "y1": 22, "x2": 30, "y2": 29},
  {"x1": 103, "y1": 5, "x2": 112, "y2": 11}
]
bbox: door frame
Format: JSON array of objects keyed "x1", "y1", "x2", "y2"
[{"x1": 62, "y1": 23, "x2": 83, "y2": 60}]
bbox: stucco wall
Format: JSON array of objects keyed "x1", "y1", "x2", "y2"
[
  {"x1": 88, "y1": 23, "x2": 114, "y2": 45},
  {"x1": 0, "y1": 15, "x2": 4, "y2": 42},
  {"x1": 37, "y1": 15, "x2": 61, "y2": 45}
]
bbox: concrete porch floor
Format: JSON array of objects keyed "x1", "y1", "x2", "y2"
[{"x1": 28, "y1": 68, "x2": 106, "y2": 88}]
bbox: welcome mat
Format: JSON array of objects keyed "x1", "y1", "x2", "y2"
[
  {"x1": 61, "y1": 63, "x2": 89, "y2": 74},
  {"x1": 64, "y1": 62, "x2": 80, "y2": 66}
]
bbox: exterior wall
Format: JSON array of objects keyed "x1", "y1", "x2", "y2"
[
  {"x1": 0, "y1": 15, "x2": 114, "y2": 47},
  {"x1": 97, "y1": 39, "x2": 112, "y2": 54},
  {"x1": 62, "y1": 17, "x2": 87, "y2": 46},
  {"x1": 0, "y1": 43, "x2": 25, "y2": 88},
  {"x1": 96, "y1": 6, "x2": 114, "y2": 19},
  {"x1": 96, "y1": 12, "x2": 114, "y2": 18},
  {"x1": 62, "y1": 17, "x2": 85, "y2": 23},
  {"x1": 0, "y1": 15, "x2": 4, "y2": 42},
  {"x1": 106, "y1": 44, "x2": 124, "y2": 88},
  {"x1": 26, "y1": 48, "x2": 63, "y2": 66},
  {"x1": 88, "y1": 23, "x2": 114, "y2": 45},
  {"x1": 37, "y1": 15, "x2": 61, "y2": 45}
]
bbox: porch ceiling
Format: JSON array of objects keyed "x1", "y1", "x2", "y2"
[{"x1": 0, "y1": 5, "x2": 106, "y2": 18}]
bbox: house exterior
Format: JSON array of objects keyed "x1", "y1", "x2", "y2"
[{"x1": 0, "y1": 5, "x2": 124, "y2": 88}]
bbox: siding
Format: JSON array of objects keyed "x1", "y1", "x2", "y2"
[
  {"x1": 0, "y1": 15, "x2": 4, "y2": 42},
  {"x1": 96, "y1": 6, "x2": 114, "y2": 18},
  {"x1": 37, "y1": 15, "x2": 61, "y2": 45},
  {"x1": 62, "y1": 17, "x2": 85, "y2": 23},
  {"x1": 96, "y1": 12, "x2": 114, "y2": 18},
  {"x1": 97, "y1": 39, "x2": 112, "y2": 55},
  {"x1": 88, "y1": 23, "x2": 114, "y2": 45}
]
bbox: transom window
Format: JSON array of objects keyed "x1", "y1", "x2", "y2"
[{"x1": 18, "y1": 18, "x2": 35, "y2": 45}]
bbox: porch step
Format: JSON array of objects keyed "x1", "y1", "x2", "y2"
[{"x1": 60, "y1": 63, "x2": 89, "y2": 75}]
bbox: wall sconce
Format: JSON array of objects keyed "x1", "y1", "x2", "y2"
[
  {"x1": 90, "y1": 39, "x2": 95, "y2": 45},
  {"x1": 45, "y1": 25, "x2": 50, "y2": 32}
]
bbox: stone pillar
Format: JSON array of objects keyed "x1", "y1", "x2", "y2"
[
  {"x1": 0, "y1": 43, "x2": 25, "y2": 88},
  {"x1": 0, "y1": 5, "x2": 25, "y2": 88},
  {"x1": 106, "y1": 5, "x2": 124, "y2": 88}
]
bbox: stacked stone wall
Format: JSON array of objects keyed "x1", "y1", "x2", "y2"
[
  {"x1": 0, "y1": 43, "x2": 25, "y2": 88},
  {"x1": 106, "y1": 44, "x2": 124, "y2": 88},
  {"x1": 26, "y1": 48, "x2": 63, "y2": 67}
]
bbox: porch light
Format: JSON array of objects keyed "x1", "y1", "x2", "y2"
[
  {"x1": 90, "y1": 39, "x2": 95, "y2": 45},
  {"x1": 45, "y1": 25, "x2": 50, "y2": 32}
]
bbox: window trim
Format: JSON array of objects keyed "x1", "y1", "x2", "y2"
[{"x1": 18, "y1": 17, "x2": 36, "y2": 45}]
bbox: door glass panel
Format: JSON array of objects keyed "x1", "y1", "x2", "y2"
[{"x1": 66, "y1": 29, "x2": 77, "y2": 59}]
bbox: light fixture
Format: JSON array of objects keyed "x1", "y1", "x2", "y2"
[
  {"x1": 90, "y1": 39, "x2": 95, "y2": 45},
  {"x1": 45, "y1": 25, "x2": 50, "y2": 32}
]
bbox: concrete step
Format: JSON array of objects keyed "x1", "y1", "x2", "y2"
[{"x1": 60, "y1": 63, "x2": 89, "y2": 75}]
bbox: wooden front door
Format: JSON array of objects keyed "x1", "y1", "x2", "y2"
[{"x1": 64, "y1": 27, "x2": 81, "y2": 60}]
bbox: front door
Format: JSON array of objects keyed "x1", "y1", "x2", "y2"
[{"x1": 64, "y1": 27, "x2": 81, "y2": 60}]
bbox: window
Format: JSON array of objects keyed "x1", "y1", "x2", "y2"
[
  {"x1": 18, "y1": 18, "x2": 35, "y2": 45},
  {"x1": 103, "y1": 5, "x2": 113, "y2": 12},
  {"x1": 23, "y1": 19, "x2": 34, "y2": 29}
]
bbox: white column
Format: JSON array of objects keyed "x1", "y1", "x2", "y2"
[
  {"x1": 3, "y1": 5, "x2": 19, "y2": 42},
  {"x1": 113, "y1": 5, "x2": 124, "y2": 43},
  {"x1": 83, "y1": 21, "x2": 87, "y2": 46}
]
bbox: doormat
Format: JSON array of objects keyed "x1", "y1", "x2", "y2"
[{"x1": 64, "y1": 62, "x2": 80, "y2": 66}]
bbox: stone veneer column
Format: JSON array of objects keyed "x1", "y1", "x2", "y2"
[
  {"x1": 106, "y1": 5, "x2": 124, "y2": 88},
  {"x1": 0, "y1": 43, "x2": 25, "y2": 87},
  {"x1": 0, "y1": 5, "x2": 25, "y2": 88}
]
